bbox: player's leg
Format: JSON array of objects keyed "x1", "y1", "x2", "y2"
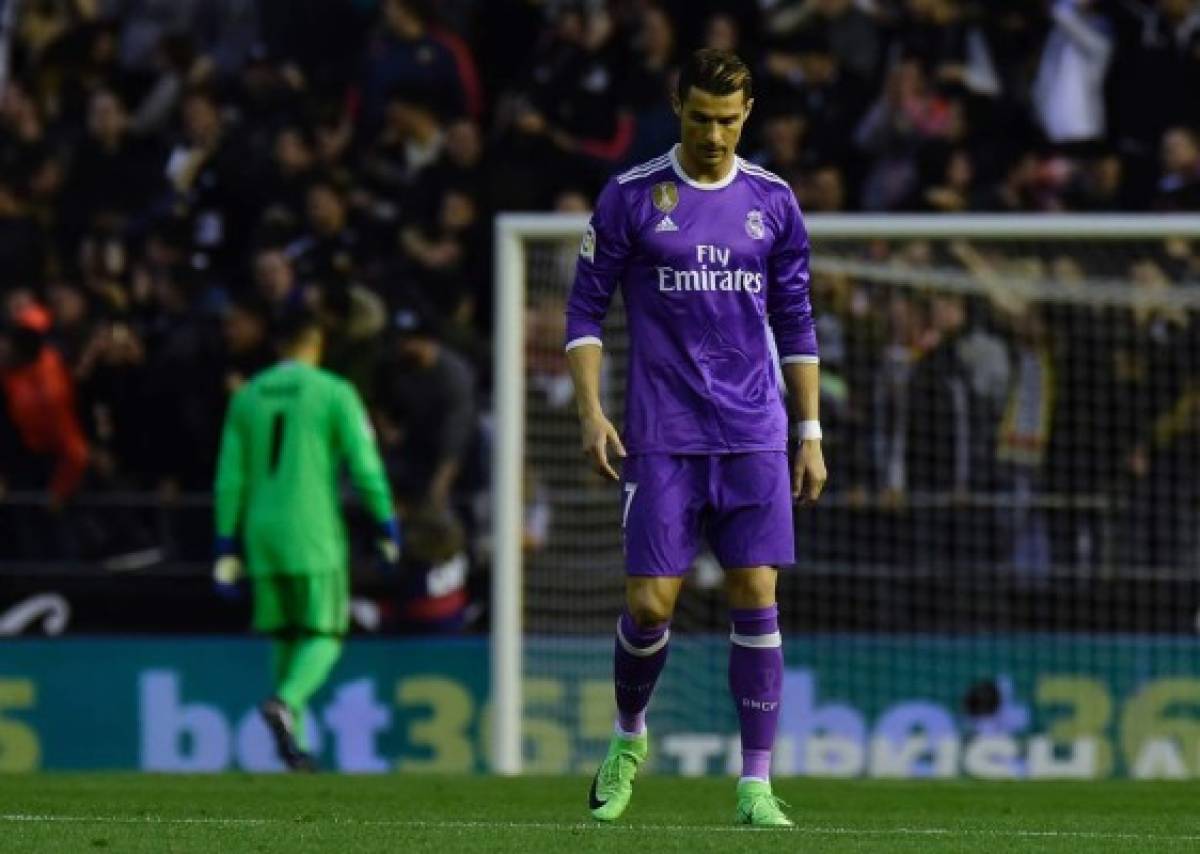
[
  {"x1": 261, "y1": 573, "x2": 348, "y2": 770},
  {"x1": 250, "y1": 574, "x2": 311, "y2": 768},
  {"x1": 710, "y1": 453, "x2": 795, "y2": 827},
  {"x1": 590, "y1": 454, "x2": 701, "y2": 822},
  {"x1": 275, "y1": 631, "x2": 342, "y2": 744},
  {"x1": 281, "y1": 574, "x2": 348, "y2": 753},
  {"x1": 270, "y1": 632, "x2": 298, "y2": 695},
  {"x1": 614, "y1": 575, "x2": 681, "y2": 735},
  {"x1": 725, "y1": 568, "x2": 791, "y2": 826},
  {"x1": 269, "y1": 630, "x2": 301, "y2": 724},
  {"x1": 591, "y1": 575, "x2": 684, "y2": 822}
]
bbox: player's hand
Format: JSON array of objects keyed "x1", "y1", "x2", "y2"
[
  {"x1": 792, "y1": 440, "x2": 827, "y2": 506},
  {"x1": 212, "y1": 537, "x2": 244, "y2": 600},
  {"x1": 580, "y1": 410, "x2": 626, "y2": 481},
  {"x1": 375, "y1": 518, "x2": 404, "y2": 573}
]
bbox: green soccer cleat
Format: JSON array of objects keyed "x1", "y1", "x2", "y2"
[
  {"x1": 734, "y1": 779, "x2": 794, "y2": 828},
  {"x1": 588, "y1": 731, "x2": 648, "y2": 822}
]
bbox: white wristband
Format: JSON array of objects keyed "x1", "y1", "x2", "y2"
[{"x1": 791, "y1": 420, "x2": 822, "y2": 441}]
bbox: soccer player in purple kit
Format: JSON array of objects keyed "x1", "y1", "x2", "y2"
[{"x1": 565, "y1": 49, "x2": 825, "y2": 827}]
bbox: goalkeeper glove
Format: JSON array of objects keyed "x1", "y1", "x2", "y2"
[
  {"x1": 213, "y1": 536, "x2": 244, "y2": 600},
  {"x1": 375, "y1": 518, "x2": 403, "y2": 573}
]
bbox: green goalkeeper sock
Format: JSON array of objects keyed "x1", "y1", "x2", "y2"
[
  {"x1": 277, "y1": 635, "x2": 343, "y2": 751},
  {"x1": 270, "y1": 637, "x2": 299, "y2": 701}
]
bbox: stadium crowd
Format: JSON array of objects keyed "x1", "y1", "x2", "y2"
[{"x1": 0, "y1": 0, "x2": 1198, "y2": 601}]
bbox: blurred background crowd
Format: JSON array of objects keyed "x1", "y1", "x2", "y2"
[{"x1": 1, "y1": 0, "x2": 1199, "y2": 632}]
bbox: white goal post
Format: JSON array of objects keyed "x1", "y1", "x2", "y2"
[{"x1": 490, "y1": 213, "x2": 1200, "y2": 776}]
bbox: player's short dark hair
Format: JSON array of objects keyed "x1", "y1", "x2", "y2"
[
  {"x1": 273, "y1": 306, "x2": 322, "y2": 349},
  {"x1": 677, "y1": 48, "x2": 752, "y2": 104}
]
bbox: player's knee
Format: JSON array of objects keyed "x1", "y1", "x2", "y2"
[
  {"x1": 726, "y1": 569, "x2": 777, "y2": 608},
  {"x1": 626, "y1": 592, "x2": 675, "y2": 628}
]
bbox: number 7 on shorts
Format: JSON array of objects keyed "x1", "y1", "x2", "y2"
[{"x1": 622, "y1": 482, "x2": 638, "y2": 529}]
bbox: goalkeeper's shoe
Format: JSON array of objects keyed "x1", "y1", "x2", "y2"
[
  {"x1": 588, "y1": 730, "x2": 648, "y2": 822},
  {"x1": 734, "y1": 779, "x2": 794, "y2": 828},
  {"x1": 259, "y1": 697, "x2": 317, "y2": 772}
]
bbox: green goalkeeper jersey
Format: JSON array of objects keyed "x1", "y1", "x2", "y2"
[{"x1": 214, "y1": 360, "x2": 394, "y2": 577}]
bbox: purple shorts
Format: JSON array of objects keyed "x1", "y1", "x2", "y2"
[{"x1": 621, "y1": 452, "x2": 795, "y2": 576}]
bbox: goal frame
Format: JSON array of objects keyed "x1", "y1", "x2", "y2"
[{"x1": 490, "y1": 212, "x2": 1200, "y2": 775}]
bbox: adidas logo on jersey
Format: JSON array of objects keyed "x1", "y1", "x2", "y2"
[{"x1": 655, "y1": 215, "x2": 678, "y2": 232}]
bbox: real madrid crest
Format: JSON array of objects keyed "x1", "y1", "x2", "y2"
[
  {"x1": 745, "y1": 209, "x2": 765, "y2": 240},
  {"x1": 652, "y1": 182, "x2": 678, "y2": 214}
]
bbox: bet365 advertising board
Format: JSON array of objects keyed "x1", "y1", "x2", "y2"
[{"x1": 1, "y1": 636, "x2": 1198, "y2": 778}]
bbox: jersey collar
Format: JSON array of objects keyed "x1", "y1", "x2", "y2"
[{"x1": 669, "y1": 144, "x2": 738, "y2": 191}]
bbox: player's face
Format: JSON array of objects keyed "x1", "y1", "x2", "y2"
[{"x1": 674, "y1": 87, "x2": 752, "y2": 170}]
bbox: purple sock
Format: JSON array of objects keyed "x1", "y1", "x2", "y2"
[
  {"x1": 729, "y1": 605, "x2": 783, "y2": 782},
  {"x1": 612, "y1": 611, "x2": 670, "y2": 735}
]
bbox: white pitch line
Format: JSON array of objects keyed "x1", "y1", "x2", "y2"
[{"x1": 3, "y1": 815, "x2": 1200, "y2": 842}]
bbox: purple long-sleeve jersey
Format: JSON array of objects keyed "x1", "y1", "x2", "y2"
[{"x1": 565, "y1": 145, "x2": 818, "y2": 455}]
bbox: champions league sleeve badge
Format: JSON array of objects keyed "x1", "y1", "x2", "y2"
[
  {"x1": 745, "y1": 209, "x2": 765, "y2": 240},
  {"x1": 580, "y1": 223, "x2": 596, "y2": 261}
]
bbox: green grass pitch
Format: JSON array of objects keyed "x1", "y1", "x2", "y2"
[{"x1": 2, "y1": 775, "x2": 1198, "y2": 853}]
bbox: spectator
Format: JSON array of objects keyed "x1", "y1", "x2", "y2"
[
  {"x1": 399, "y1": 184, "x2": 486, "y2": 330},
  {"x1": 392, "y1": 504, "x2": 472, "y2": 633},
  {"x1": 1032, "y1": 0, "x2": 1114, "y2": 147},
  {"x1": 1120, "y1": 259, "x2": 1195, "y2": 568},
  {"x1": 257, "y1": 124, "x2": 318, "y2": 226},
  {"x1": 165, "y1": 86, "x2": 258, "y2": 277},
  {"x1": 855, "y1": 59, "x2": 962, "y2": 210},
  {"x1": 315, "y1": 283, "x2": 388, "y2": 401},
  {"x1": 252, "y1": 246, "x2": 305, "y2": 316},
  {"x1": 0, "y1": 80, "x2": 53, "y2": 200},
  {"x1": 976, "y1": 151, "x2": 1043, "y2": 212},
  {"x1": 229, "y1": 43, "x2": 306, "y2": 158},
  {"x1": 889, "y1": 0, "x2": 1002, "y2": 99},
  {"x1": 799, "y1": 163, "x2": 847, "y2": 212},
  {"x1": 621, "y1": 3, "x2": 678, "y2": 165},
  {"x1": 906, "y1": 292, "x2": 973, "y2": 497},
  {"x1": 110, "y1": 0, "x2": 207, "y2": 72},
  {"x1": 873, "y1": 290, "x2": 924, "y2": 500},
  {"x1": 0, "y1": 302, "x2": 89, "y2": 509},
  {"x1": 915, "y1": 147, "x2": 979, "y2": 212},
  {"x1": 128, "y1": 34, "x2": 207, "y2": 137},
  {"x1": 357, "y1": 87, "x2": 447, "y2": 224},
  {"x1": 286, "y1": 177, "x2": 364, "y2": 290},
  {"x1": 219, "y1": 294, "x2": 273, "y2": 393},
  {"x1": 1110, "y1": 0, "x2": 1200, "y2": 204},
  {"x1": 994, "y1": 304, "x2": 1056, "y2": 579},
  {"x1": 0, "y1": 177, "x2": 46, "y2": 290},
  {"x1": 1156, "y1": 126, "x2": 1200, "y2": 210},
  {"x1": 64, "y1": 89, "x2": 163, "y2": 242},
  {"x1": 764, "y1": 0, "x2": 882, "y2": 87},
  {"x1": 1063, "y1": 151, "x2": 1125, "y2": 211},
  {"x1": 359, "y1": 0, "x2": 467, "y2": 132},
  {"x1": 497, "y1": 2, "x2": 631, "y2": 206},
  {"x1": 410, "y1": 117, "x2": 486, "y2": 218},
  {"x1": 764, "y1": 30, "x2": 870, "y2": 170},
  {"x1": 703, "y1": 12, "x2": 741, "y2": 53},
  {"x1": 375, "y1": 304, "x2": 476, "y2": 514},
  {"x1": 750, "y1": 108, "x2": 808, "y2": 185}
]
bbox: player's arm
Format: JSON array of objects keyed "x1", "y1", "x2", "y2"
[
  {"x1": 768, "y1": 193, "x2": 826, "y2": 505},
  {"x1": 334, "y1": 381, "x2": 402, "y2": 566},
  {"x1": 565, "y1": 180, "x2": 632, "y2": 481},
  {"x1": 212, "y1": 390, "x2": 247, "y2": 592}
]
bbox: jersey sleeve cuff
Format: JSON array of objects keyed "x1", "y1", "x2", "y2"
[
  {"x1": 565, "y1": 336, "x2": 603, "y2": 352},
  {"x1": 780, "y1": 354, "x2": 820, "y2": 365}
]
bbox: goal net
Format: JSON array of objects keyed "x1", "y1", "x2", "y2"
[{"x1": 492, "y1": 214, "x2": 1200, "y2": 780}]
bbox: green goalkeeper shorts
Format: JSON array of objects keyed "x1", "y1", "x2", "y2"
[{"x1": 251, "y1": 574, "x2": 349, "y2": 636}]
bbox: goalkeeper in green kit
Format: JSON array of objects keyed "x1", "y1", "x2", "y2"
[{"x1": 213, "y1": 309, "x2": 402, "y2": 771}]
